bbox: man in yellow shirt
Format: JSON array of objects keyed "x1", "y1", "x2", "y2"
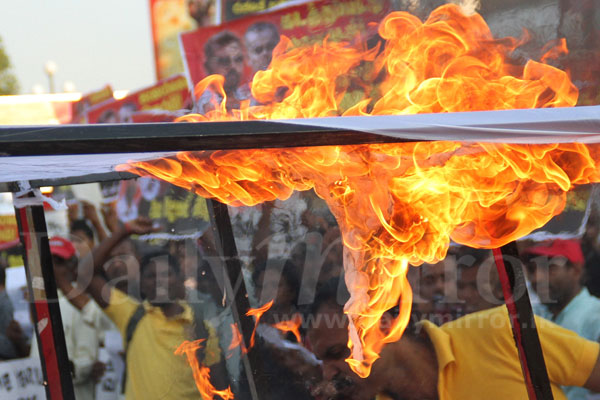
[
  {"x1": 79, "y1": 218, "x2": 210, "y2": 400},
  {"x1": 307, "y1": 280, "x2": 600, "y2": 400}
]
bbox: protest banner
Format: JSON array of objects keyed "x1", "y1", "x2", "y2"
[
  {"x1": 222, "y1": 0, "x2": 296, "y2": 21},
  {"x1": 70, "y1": 85, "x2": 114, "y2": 124},
  {"x1": 101, "y1": 178, "x2": 210, "y2": 240},
  {"x1": 85, "y1": 75, "x2": 191, "y2": 124},
  {"x1": 0, "y1": 357, "x2": 45, "y2": 400},
  {"x1": 523, "y1": 184, "x2": 598, "y2": 241},
  {"x1": 180, "y1": 0, "x2": 391, "y2": 98},
  {"x1": 150, "y1": 0, "x2": 221, "y2": 81},
  {"x1": 95, "y1": 348, "x2": 124, "y2": 400}
]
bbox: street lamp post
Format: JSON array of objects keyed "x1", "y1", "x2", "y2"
[{"x1": 44, "y1": 61, "x2": 57, "y2": 93}]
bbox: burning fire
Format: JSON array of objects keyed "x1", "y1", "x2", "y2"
[
  {"x1": 123, "y1": 4, "x2": 595, "y2": 378},
  {"x1": 228, "y1": 323, "x2": 246, "y2": 356},
  {"x1": 246, "y1": 300, "x2": 274, "y2": 349},
  {"x1": 175, "y1": 340, "x2": 235, "y2": 400},
  {"x1": 272, "y1": 313, "x2": 303, "y2": 343}
]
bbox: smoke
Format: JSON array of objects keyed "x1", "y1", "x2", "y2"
[
  {"x1": 451, "y1": 0, "x2": 481, "y2": 15},
  {"x1": 398, "y1": 0, "x2": 481, "y2": 18}
]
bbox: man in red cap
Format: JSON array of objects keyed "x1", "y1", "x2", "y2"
[
  {"x1": 524, "y1": 238, "x2": 600, "y2": 400},
  {"x1": 49, "y1": 236, "x2": 106, "y2": 400}
]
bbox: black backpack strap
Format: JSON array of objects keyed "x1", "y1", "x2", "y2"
[
  {"x1": 121, "y1": 304, "x2": 146, "y2": 394},
  {"x1": 125, "y1": 304, "x2": 146, "y2": 351}
]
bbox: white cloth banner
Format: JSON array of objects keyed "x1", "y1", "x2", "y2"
[
  {"x1": 0, "y1": 357, "x2": 45, "y2": 399},
  {"x1": 94, "y1": 348, "x2": 124, "y2": 400}
]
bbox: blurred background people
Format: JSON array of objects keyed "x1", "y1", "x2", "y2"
[
  {"x1": 408, "y1": 255, "x2": 458, "y2": 325},
  {"x1": 50, "y1": 236, "x2": 105, "y2": 400},
  {"x1": 454, "y1": 246, "x2": 503, "y2": 315},
  {"x1": 524, "y1": 239, "x2": 600, "y2": 400},
  {"x1": 0, "y1": 258, "x2": 29, "y2": 360}
]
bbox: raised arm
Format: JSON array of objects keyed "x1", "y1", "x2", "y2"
[{"x1": 77, "y1": 217, "x2": 156, "y2": 308}]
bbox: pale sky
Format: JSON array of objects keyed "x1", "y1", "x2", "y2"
[{"x1": 0, "y1": 0, "x2": 156, "y2": 94}]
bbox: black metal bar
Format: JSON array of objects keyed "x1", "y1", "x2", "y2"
[
  {"x1": 14, "y1": 191, "x2": 75, "y2": 400},
  {"x1": 493, "y1": 242, "x2": 554, "y2": 400},
  {"x1": 0, "y1": 122, "x2": 411, "y2": 156},
  {"x1": 207, "y1": 199, "x2": 267, "y2": 400},
  {"x1": 27, "y1": 171, "x2": 138, "y2": 188}
]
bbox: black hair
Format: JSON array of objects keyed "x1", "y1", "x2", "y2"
[
  {"x1": 252, "y1": 259, "x2": 300, "y2": 305},
  {"x1": 139, "y1": 251, "x2": 182, "y2": 278},
  {"x1": 305, "y1": 276, "x2": 418, "y2": 336},
  {"x1": 252, "y1": 258, "x2": 301, "y2": 306},
  {"x1": 305, "y1": 276, "x2": 350, "y2": 318},
  {"x1": 70, "y1": 219, "x2": 94, "y2": 241},
  {"x1": 204, "y1": 30, "x2": 242, "y2": 61}
]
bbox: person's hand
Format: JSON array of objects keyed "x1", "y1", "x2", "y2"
[
  {"x1": 101, "y1": 202, "x2": 119, "y2": 233},
  {"x1": 81, "y1": 201, "x2": 100, "y2": 224},
  {"x1": 124, "y1": 217, "x2": 160, "y2": 235},
  {"x1": 67, "y1": 202, "x2": 79, "y2": 224},
  {"x1": 266, "y1": 342, "x2": 322, "y2": 382},
  {"x1": 90, "y1": 361, "x2": 106, "y2": 383},
  {"x1": 6, "y1": 320, "x2": 25, "y2": 344}
]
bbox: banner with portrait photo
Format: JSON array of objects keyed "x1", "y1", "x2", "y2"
[
  {"x1": 179, "y1": 0, "x2": 391, "y2": 113},
  {"x1": 70, "y1": 85, "x2": 114, "y2": 124},
  {"x1": 85, "y1": 74, "x2": 191, "y2": 124}
]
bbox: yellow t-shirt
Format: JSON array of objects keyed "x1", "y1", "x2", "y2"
[
  {"x1": 104, "y1": 288, "x2": 200, "y2": 400},
  {"x1": 380, "y1": 306, "x2": 598, "y2": 400}
]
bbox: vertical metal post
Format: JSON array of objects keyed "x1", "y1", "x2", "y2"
[
  {"x1": 493, "y1": 242, "x2": 554, "y2": 400},
  {"x1": 207, "y1": 199, "x2": 268, "y2": 400},
  {"x1": 14, "y1": 190, "x2": 75, "y2": 400}
]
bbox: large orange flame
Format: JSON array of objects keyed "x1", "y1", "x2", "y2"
[
  {"x1": 175, "y1": 339, "x2": 235, "y2": 400},
  {"x1": 124, "y1": 4, "x2": 593, "y2": 378}
]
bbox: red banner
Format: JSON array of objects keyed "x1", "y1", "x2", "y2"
[
  {"x1": 180, "y1": 0, "x2": 390, "y2": 93},
  {"x1": 85, "y1": 75, "x2": 191, "y2": 124},
  {"x1": 70, "y1": 85, "x2": 114, "y2": 124}
]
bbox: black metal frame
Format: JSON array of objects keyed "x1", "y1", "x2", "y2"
[
  {"x1": 3, "y1": 121, "x2": 553, "y2": 400},
  {"x1": 14, "y1": 191, "x2": 74, "y2": 400},
  {"x1": 0, "y1": 122, "x2": 410, "y2": 157}
]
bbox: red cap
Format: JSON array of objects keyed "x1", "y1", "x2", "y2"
[
  {"x1": 49, "y1": 236, "x2": 76, "y2": 260},
  {"x1": 525, "y1": 239, "x2": 584, "y2": 264}
]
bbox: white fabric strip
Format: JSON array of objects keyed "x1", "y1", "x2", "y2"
[{"x1": 278, "y1": 105, "x2": 600, "y2": 143}]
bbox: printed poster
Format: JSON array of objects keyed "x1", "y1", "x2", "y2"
[
  {"x1": 85, "y1": 75, "x2": 191, "y2": 124},
  {"x1": 180, "y1": 0, "x2": 391, "y2": 110},
  {"x1": 150, "y1": 0, "x2": 222, "y2": 81}
]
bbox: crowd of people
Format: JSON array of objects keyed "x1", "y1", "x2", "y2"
[{"x1": 2, "y1": 187, "x2": 600, "y2": 400}]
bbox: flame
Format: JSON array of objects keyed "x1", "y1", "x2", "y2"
[
  {"x1": 175, "y1": 339, "x2": 235, "y2": 400},
  {"x1": 245, "y1": 300, "x2": 274, "y2": 348},
  {"x1": 122, "y1": 4, "x2": 592, "y2": 378},
  {"x1": 179, "y1": 4, "x2": 576, "y2": 121},
  {"x1": 228, "y1": 324, "x2": 247, "y2": 356},
  {"x1": 272, "y1": 313, "x2": 303, "y2": 343}
]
